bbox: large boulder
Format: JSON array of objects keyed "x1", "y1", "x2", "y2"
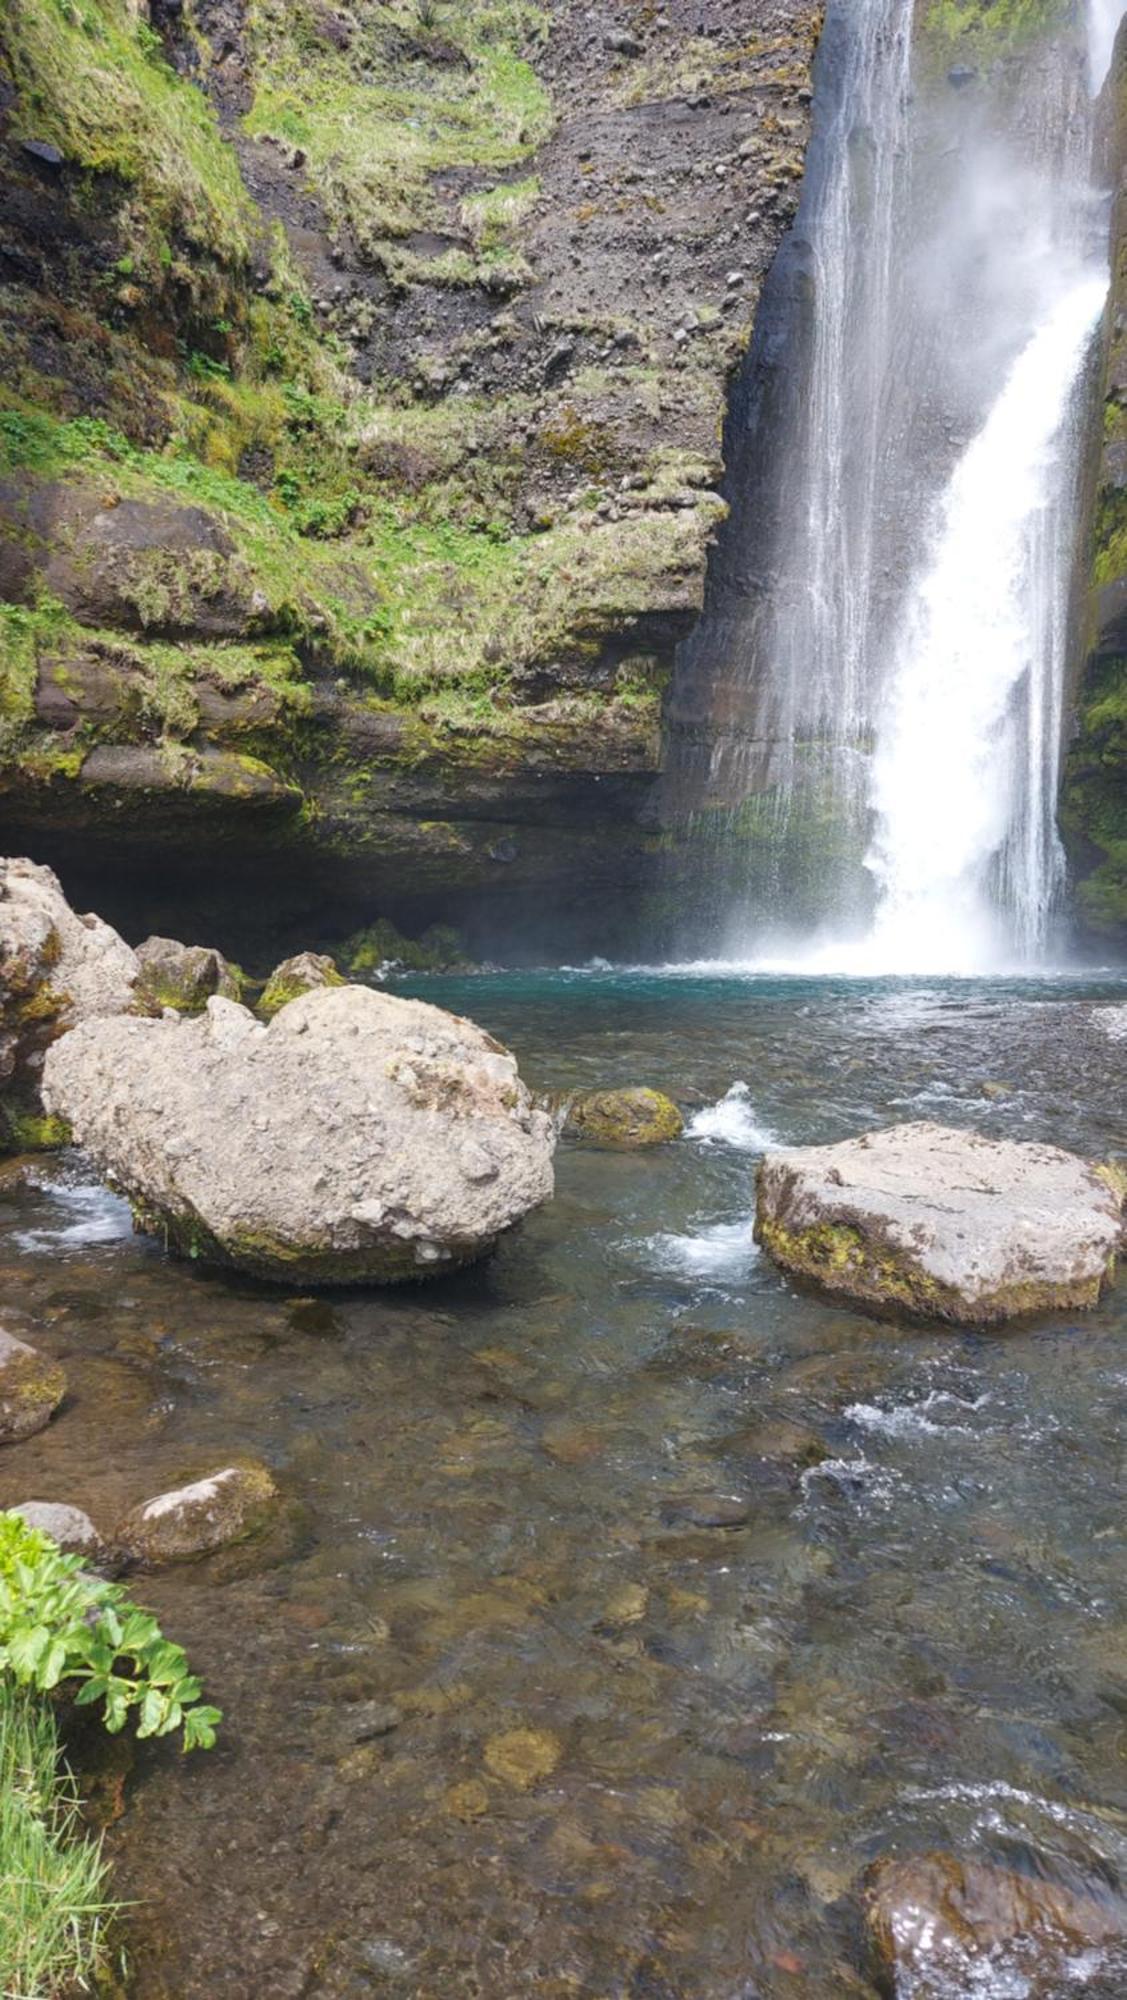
[
  {"x1": 755, "y1": 1122, "x2": 1122, "y2": 1326},
  {"x1": 43, "y1": 984, "x2": 556, "y2": 1283},
  {"x1": 865, "y1": 1851, "x2": 1127, "y2": 1997},
  {"x1": 0, "y1": 857, "x2": 138, "y2": 1149},
  {"x1": 0, "y1": 1331, "x2": 67, "y2": 1443}
]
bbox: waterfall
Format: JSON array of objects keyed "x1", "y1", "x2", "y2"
[
  {"x1": 859, "y1": 276, "x2": 1107, "y2": 974},
  {"x1": 661, "y1": 0, "x2": 1112, "y2": 972}
]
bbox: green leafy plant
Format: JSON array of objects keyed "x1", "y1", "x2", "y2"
[{"x1": 0, "y1": 1513, "x2": 221, "y2": 1751}]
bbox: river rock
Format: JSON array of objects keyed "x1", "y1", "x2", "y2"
[
  {"x1": 755, "y1": 1121, "x2": 1122, "y2": 1326},
  {"x1": 865, "y1": 1851, "x2": 1127, "y2": 1997},
  {"x1": 9, "y1": 1500, "x2": 105, "y2": 1559},
  {"x1": 0, "y1": 1330, "x2": 67, "y2": 1442},
  {"x1": 258, "y1": 950, "x2": 344, "y2": 1018},
  {"x1": 0, "y1": 856, "x2": 138, "y2": 1148},
  {"x1": 43, "y1": 984, "x2": 556, "y2": 1283},
  {"x1": 117, "y1": 1462, "x2": 279, "y2": 1565},
  {"x1": 135, "y1": 935, "x2": 241, "y2": 1013},
  {"x1": 565, "y1": 1087, "x2": 684, "y2": 1148}
]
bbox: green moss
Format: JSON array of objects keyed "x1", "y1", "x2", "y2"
[
  {"x1": 1061, "y1": 653, "x2": 1127, "y2": 936},
  {"x1": 0, "y1": 1105, "x2": 72, "y2": 1154},
  {"x1": 243, "y1": 0, "x2": 553, "y2": 261},
  {"x1": 565, "y1": 1087, "x2": 684, "y2": 1148},
  {"x1": 340, "y1": 919, "x2": 471, "y2": 974},
  {"x1": 1, "y1": 0, "x2": 252, "y2": 268},
  {"x1": 921, "y1": 0, "x2": 1072, "y2": 60}
]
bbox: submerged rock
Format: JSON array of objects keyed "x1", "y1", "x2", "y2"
[
  {"x1": 0, "y1": 1330, "x2": 66, "y2": 1442},
  {"x1": 865, "y1": 1850, "x2": 1127, "y2": 1997},
  {"x1": 565, "y1": 1087, "x2": 684, "y2": 1148},
  {"x1": 9, "y1": 1500, "x2": 105, "y2": 1560},
  {"x1": 755, "y1": 1121, "x2": 1122, "y2": 1326},
  {"x1": 117, "y1": 1462, "x2": 279, "y2": 1565},
  {"x1": 258, "y1": 950, "x2": 344, "y2": 1019},
  {"x1": 43, "y1": 984, "x2": 555, "y2": 1284},
  {"x1": 135, "y1": 935, "x2": 241, "y2": 1014},
  {"x1": 0, "y1": 856, "x2": 138, "y2": 1150}
]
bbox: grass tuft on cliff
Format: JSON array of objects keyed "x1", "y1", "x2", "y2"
[{"x1": 1, "y1": 0, "x2": 253, "y2": 267}]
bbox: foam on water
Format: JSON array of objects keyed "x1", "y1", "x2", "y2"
[
  {"x1": 642, "y1": 1217, "x2": 758, "y2": 1284},
  {"x1": 686, "y1": 1083, "x2": 776, "y2": 1151},
  {"x1": 14, "y1": 1177, "x2": 132, "y2": 1252}
]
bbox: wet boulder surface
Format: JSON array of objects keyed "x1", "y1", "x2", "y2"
[
  {"x1": 0, "y1": 1329, "x2": 66, "y2": 1443},
  {"x1": 865, "y1": 1850, "x2": 1127, "y2": 1998},
  {"x1": 755, "y1": 1121, "x2": 1123, "y2": 1326},
  {"x1": 564, "y1": 1085, "x2": 684, "y2": 1148},
  {"x1": 42, "y1": 983, "x2": 556, "y2": 1283},
  {"x1": 116, "y1": 1464, "x2": 279, "y2": 1566}
]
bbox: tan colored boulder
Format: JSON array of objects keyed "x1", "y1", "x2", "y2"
[
  {"x1": 565, "y1": 1087, "x2": 683, "y2": 1148},
  {"x1": 117, "y1": 1463, "x2": 279, "y2": 1565},
  {"x1": 0, "y1": 856, "x2": 138, "y2": 1149},
  {"x1": 755, "y1": 1122, "x2": 1122, "y2": 1326},
  {"x1": 0, "y1": 1331, "x2": 66, "y2": 1442},
  {"x1": 44, "y1": 984, "x2": 556, "y2": 1284}
]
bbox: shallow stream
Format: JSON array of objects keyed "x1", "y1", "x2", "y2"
[{"x1": 2, "y1": 971, "x2": 1126, "y2": 1998}]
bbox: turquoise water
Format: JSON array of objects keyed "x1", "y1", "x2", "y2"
[{"x1": 0, "y1": 971, "x2": 1125, "y2": 1996}]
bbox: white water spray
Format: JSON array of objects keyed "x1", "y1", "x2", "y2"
[{"x1": 859, "y1": 275, "x2": 1107, "y2": 974}]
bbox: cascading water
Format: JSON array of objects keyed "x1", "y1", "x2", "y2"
[{"x1": 661, "y1": 0, "x2": 1114, "y2": 972}]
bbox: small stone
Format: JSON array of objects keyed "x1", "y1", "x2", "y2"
[
  {"x1": 21, "y1": 138, "x2": 64, "y2": 167},
  {"x1": 9, "y1": 1500, "x2": 103, "y2": 1558},
  {"x1": 445, "y1": 1779, "x2": 490, "y2": 1820},
  {"x1": 483, "y1": 1726, "x2": 561, "y2": 1789},
  {"x1": 117, "y1": 1462, "x2": 279, "y2": 1565},
  {"x1": 0, "y1": 1332, "x2": 66, "y2": 1443},
  {"x1": 602, "y1": 1583, "x2": 649, "y2": 1625},
  {"x1": 342, "y1": 1700, "x2": 401, "y2": 1742},
  {"x1": 606, "y1": 29, "x2": 643, "y2": 55}
]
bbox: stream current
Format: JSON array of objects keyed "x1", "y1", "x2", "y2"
[{"x1": 2, "y1": 969, "x2": 1126, "y2": 1997}]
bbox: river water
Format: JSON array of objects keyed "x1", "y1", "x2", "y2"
[{"x1": 1, "y1": 970, "x2": 1126, "y2": 1997}]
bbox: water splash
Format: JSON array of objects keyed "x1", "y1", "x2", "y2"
[{"x1": 687, "y1": 1083, "x2": 776, "y2": 1151}]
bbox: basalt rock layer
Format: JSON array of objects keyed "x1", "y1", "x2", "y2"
[{"x1": 0, "y1": 0, "x2": 819, "y2": 948}]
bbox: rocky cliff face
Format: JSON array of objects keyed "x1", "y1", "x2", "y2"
[
  {"x1": 0, "y1": 0, "x2": 818, "y2": 949},
  {"x1": 1062, "y1": 15, "x2": 1127, "y2": 951}
]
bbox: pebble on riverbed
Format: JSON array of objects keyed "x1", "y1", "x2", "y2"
[
  {"x1": 0, "y1": 1329, "x2": 66, "y2": 1442},
  {"x1": 116, "y1": 1461, "x2": 279, "y2": 1565}
]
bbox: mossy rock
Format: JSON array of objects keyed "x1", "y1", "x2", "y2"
[
  {"x1": 258, "y1": 951, "x2": 344, "y2": 1018},
  {"x1": 134, "y1": 935, "x2": 242, "y2": 1014},
  {"x1": 340, "y1": 919, "x2": 473, "y2": 976},
  {"x1": 0, "y1": 1330, "x2": 67, "y2": 1443},
  {"x1": 565, "y1": 1087, "x2": 683, "y2": 1148},
  {"x1": 116, "y1": 1462, "x2": 279, "y2": 1566}
]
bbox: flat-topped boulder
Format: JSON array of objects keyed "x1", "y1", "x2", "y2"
[
  {"x1": 755, "y1": 1121, "x2": 1123, "y2": 1326},
  {"x1": 42, "y1": 984, "x2": 555, "y2": 1285}
]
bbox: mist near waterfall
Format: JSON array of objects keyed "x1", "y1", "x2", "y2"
[{"x1": 661, "y1": 0, "x2": 1113, "y2": 974}]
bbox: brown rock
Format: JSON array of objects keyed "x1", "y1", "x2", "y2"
[
  {"x1": 117, "y1": 1461, "x2": 279, "y2": 1565},
  {"x1": 0, "y1": 1330, "x2": 67, "y2": 1443}
]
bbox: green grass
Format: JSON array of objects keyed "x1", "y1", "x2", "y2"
[
  {"x1": 922, "y1": 0, "x2": 1073, "y2": 58},
  {"x1": 1, "y1": 0, "x2": 252, "y2": 267},
  {"x1": 243, "y1": 0, "x2": 553, "y2": 258},
  {"x1": 0, "y1": 1684, "x2": 115, "y2": 1999}
]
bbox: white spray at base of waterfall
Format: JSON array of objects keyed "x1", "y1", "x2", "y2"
[{"x1": 855, "y1": 273, "x2": 1108, "y2": 976}]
